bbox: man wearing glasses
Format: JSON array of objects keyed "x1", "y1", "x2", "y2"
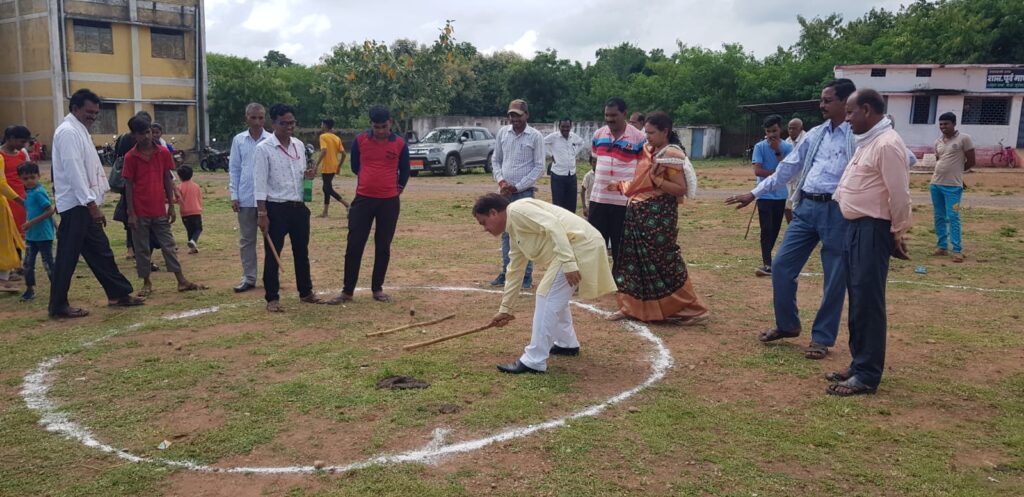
[
  {"x1": 253, "y1": 103, "x2": 325, "y2": 312},
  {"x1": 725, "y1": 79, "x2": 858, "y2": 362}
]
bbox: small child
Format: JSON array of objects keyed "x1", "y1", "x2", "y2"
[
  {"x1": 17, "y1": 162, "x2": 55, "y2": 301},
  {"x1": 580, "y1": 155, "x2": 596, "y2": 218},
  {"x1": 176, "y1": 165, "x2": 203, "y2": 254},
  {"x1": 122, "y1": 114, "x2": 204, "y2": 296}
]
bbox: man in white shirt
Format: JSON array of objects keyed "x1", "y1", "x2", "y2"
[
  {"x1": 253, "y1": 103, "x2": 324, "y2": 312},
  {"x1": 784, "y1": 118, "x2": 807, "y2": 221},
  {"x1": 490, "y1": 99, "x2": 545, "y2": 289},
  {"x1": 544, "y1": 118, "x2": 584, "y2": 213},
  {"x1": 48, "y1": 89, "x2": 141, "y2": 318}
]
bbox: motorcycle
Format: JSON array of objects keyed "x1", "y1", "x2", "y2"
[
  {"x1": 199, "y1": 138, "x2": 229, "y2": 172},
  {"x1": 169, "y1": 137, "x2": 185, "y2": 167},
  {"x1": 97, "y1": 135, "x2": 116, "y2": 167}
]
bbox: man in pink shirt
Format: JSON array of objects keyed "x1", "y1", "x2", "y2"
[{"x1": 829, "y1": 89, "x2": 911, "y2": 396}]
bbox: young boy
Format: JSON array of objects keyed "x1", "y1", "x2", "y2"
[
  {"x1": 751, "y1": 114, "x2": 793, "y2": 277},
  {"x1": 17, "y1": 162, "x2": 54, "y2": 300},
  {"x1": 580, "y1": 155, "x2": 596, "y2": 218},
  {"x1": 122, "y1": 114, "x2": 204, "y2": 296},
  {"x1": 176, "y1": 165, "x2": 203, "y2": 253}
]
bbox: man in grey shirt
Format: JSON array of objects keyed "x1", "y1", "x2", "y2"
[{"x1": 491, "y1": 99, "x2": 545, "y2": 289}]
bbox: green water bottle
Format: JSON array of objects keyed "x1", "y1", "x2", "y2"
[{"x1": 303, "y1": 177, "x2": 313, "y2": 202}]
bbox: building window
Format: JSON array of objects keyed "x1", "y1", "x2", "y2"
[
  {"x1": 962, "y1": 97, "x2": 1011, "y2": 125},
  {"x1": 92, "y1": 103, "x2": 118, "y2": 135},
  {"x1": 916, "y1": 68, "x2": 932, "y2": 77},
  {"x1": 910, "y1": 95, "x2": 937, "y2": 124},
  {"x1": 73, "y1": 20, "x2": 113, "y2": 54},
  {"x1": 151, "y1": 28, "x2": 185, "y2": 59},
  {"x1": 154, "y1": 105, "x2": 188, "y2": 135},
  {"x1": 871, "y1": 68, "x2": 887, "y2": 77}
]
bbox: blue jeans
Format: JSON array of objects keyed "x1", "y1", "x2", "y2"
[
  {"x1": 930, "y1": 184, "x2": 963, "y2": 253},
  {"x1": 499, "y1": 189, "x2": 534, "y2": 284},
  {"x1": 23, "y1": 240, "x2": 55, "y2": 288},
  {"x1": 770, "y1": 198, "x2": 849, "y2": 347}
]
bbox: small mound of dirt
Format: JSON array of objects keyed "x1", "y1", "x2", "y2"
[{"x1": 376, "y1": 376, "x2": 430, "y2": 390}]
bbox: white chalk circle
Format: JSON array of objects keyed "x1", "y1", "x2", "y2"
[{"x1": 21, "y1": 286, "x2": 673, "y2": 474}]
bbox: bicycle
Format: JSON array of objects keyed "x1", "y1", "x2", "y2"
[{"x1": 990, "y1": 139, "x2": 1018, "y2": 168}]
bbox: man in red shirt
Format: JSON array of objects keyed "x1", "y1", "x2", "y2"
[
  {"x1": 122, "y1": 114, "x2": 204, "y2": 296},
  {"x1": 327, "y1": 105, "x2": 409, "y2": 304}
]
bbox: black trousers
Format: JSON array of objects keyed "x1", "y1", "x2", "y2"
[
  {"x1": 263, "y1": 202, "x2": 313, "y2": 302},
  {"x1": 344, "y1": 195, "x2": 400, "y2": 294},
  {"x1": 322, "y1": 173, "x2": 344, "y2": 205},
  {"x1": 550, "y1": 173, "x2": 577, "y2": 213},
  {"x1": 845, "y1": 217, "x2": 893, "y2": 388},
  {"x1": 182, "y1": 215, "x2": 203, "y2": 243},
  {"x1": 757, "y1": 199, "x2": 787, "y2": 267},
  {"x1": 48, "y1": 206, "x2": 134, "y2": 315},
  {"x1": 587, "y1": 201, "x2": 626, "y2": 265}
]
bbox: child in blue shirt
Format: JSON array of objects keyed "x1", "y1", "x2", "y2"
[
  {"x1": 751, "y1": 114, "x2": 794, "y2": 277},
  {"x1": 17, "y1": 162, "x2": 55, "y2": 301}
]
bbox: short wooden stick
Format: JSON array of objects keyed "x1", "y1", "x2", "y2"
[
  {"x1": 402, "y1": 323, "x2": 495, "y2": 351},
  {"x1": 262, "y1": 230, "x2": 285, "y2": 274},
  {"x1": 743, "y1": 203, "x2": 758, "y2": 240},
  {"x1": 366, "y1": 313, "x2": 457, "y2": 337}
]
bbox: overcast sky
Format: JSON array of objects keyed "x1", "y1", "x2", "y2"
[{"x1": 205, "y1": 0, "x2": 909, "y2": 65}]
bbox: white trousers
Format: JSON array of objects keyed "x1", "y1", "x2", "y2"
[{"x1": 519, "y1": 270, "x2": 579, "y2": 372}]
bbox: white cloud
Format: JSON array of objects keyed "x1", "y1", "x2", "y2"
[
  {"x1": 504, "y1": 30, "x2": 539, "y2": 58},
  {"x1": 241, "y1": 0, "x2": 292, "y2": 32}
]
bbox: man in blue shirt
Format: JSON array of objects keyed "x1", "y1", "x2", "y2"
[
  {"x1": 726, "y1": 79, "x2": 857, "y2": 361},
  {"x1": 228, "y1": 103, "x2": 272, "y2": 293},
  {"x1": 751, "y1": 114, "x2": 793, "y2": 277}
]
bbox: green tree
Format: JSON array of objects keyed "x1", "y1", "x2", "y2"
[{"x1": 206, "y1": 53, "x2": 293, "y2": 144}]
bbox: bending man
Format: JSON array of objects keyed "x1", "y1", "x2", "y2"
[{"x1": 474, "y1": 194, "x2": 617, "y2": 374}]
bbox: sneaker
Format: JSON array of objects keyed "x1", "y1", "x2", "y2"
[
  {"x1": 755, "y1": 266, "x2": 771, "y2": 277},
  {"x1": 490, "y1": 275, "x2": 506, "y2": 287},
  {"x1": 20, "y1": 289, "x2": 35, "y2": 301},
  {"x1": 187, "y1": 239, "x2": 198, "y2": 250}
]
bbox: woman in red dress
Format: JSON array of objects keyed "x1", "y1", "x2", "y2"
[{"x1": 1, "y1": 126, "x2": 31, "y2": 236}]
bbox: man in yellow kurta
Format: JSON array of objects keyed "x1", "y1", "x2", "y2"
[{"x1": 473, "y1": 193, "x2": 617, "y2": 374}]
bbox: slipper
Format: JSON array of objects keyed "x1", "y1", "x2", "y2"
[
  {"x1": 266, "y1": 300, "x2": 284, "y2": 312},
  {"x1": 674, "y1": 313, "x2": 710, "y2": 327},
  {"x1": 109, "y1": 296, "x2": 145, "y2": 307},
  {"x1": 138, "y1": 287, "x2": 153, "y2": 298},
  {"x1": 177, "y1": 282, "x2": 206, "y2": 292},
  {"x1": 372, "y1": 293, "x2": 392, "y2": 303},
  {"x1": 51, "y1": 307, "x2": 90, "y2": 319},
  {"x1": 804, "y1": 342, "x2": 829, "y2": 360},
  {"x1": 300, "y1": 294, "x2": 325, "y2": 304},
  {"x1": 758, "y1": 328, "x2": 801, "y2": 342},
  {"x1": 324, "y1": 293, "x2": 352, "y2": 305},
  {"x1": 825, "y1": 370, "x2": 851, "y2": 382},
  {"x1": 826, "y1": 377, "x2": 877, "y2": 396},
  {"x1": 605, "y1": 311, "x2": 628, "y2": 321}
]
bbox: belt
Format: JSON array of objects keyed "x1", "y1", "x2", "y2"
[
  {"x1": 269, "y1": 200, "x2": 305, "y2": 207},
  {"x1": 801, "y1": 191, "x2": 832, "y2": 202}
]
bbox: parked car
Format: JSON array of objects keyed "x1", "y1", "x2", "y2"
[{"x1": 408, "y1": 127, "x2": 495, "y2": 176}]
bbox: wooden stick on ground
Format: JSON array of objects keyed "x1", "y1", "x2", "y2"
[
  {"x1": 262, "y1": 230, "x2": 285, "y2": 274},
  {"x1": 366, "y1": 313, "x2": 457, "y2": 337},
  {"x1": 743, "y1": 203, "x2": 759, "y2": 240},
  {"x1": 403, "y1": 323, "x2": 496, "y2": 351}
]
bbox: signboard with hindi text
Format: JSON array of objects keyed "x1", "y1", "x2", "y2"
[{"x1": 986, "y1": 68, "x2": 1024, "y2": 89}]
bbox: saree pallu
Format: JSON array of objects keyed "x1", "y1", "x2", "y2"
[{"x1": 614, "y1": 193, "x2": 706, "y2": 321}]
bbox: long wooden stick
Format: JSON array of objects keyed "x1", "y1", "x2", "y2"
[
  {"x1": 403, "y1": 323, "x2": 495, "y2": 351},
  {"x1": 743, "y1": 203, "x2": 758, "y2": 240},
  {"x1": 366, "y1": 313, "x2": 456, "y2": 337},
  {"x1": 262, "y1": 230, "x2": 285, "y2": 274}
]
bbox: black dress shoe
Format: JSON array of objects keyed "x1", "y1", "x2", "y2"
[
  {"x1": 496, "y1": 360, "x2": 544, "y2": 374},
  {"x1": 549, "y1": 345, "x2": 580, "y2": 356},
  {"x1": 233, "y1": 282, "x2": 256, "y2": 293}
]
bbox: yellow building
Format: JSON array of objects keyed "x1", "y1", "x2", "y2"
[{"x1": 0, "y1": 0, "x2": 208, "y2": 150}]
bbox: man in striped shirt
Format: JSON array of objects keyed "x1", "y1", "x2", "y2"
[
  {"x1": 490, "y1": 99, "x2": 545, "y2": 289},
  {"x1": 589, "y1": 97, "x2": 645, "y2": 266}
]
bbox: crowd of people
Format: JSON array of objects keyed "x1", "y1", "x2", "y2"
[{"x1": 0, "y1": 77, "x2": 978, "y2": 395}]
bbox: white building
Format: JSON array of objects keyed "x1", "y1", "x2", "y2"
[{"x1": 835, "y1": 64, "x2": 1024, "y2": 166}]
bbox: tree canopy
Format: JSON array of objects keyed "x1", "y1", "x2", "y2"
[{"x1": 206, "y1": 0, "x2": 1022, "y2": 142}]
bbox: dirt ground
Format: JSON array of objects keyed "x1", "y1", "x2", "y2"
[{"x1": 2, "y1": 162, "x2": 1023, "y2": 497}]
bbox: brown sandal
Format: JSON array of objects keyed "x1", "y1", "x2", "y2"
[
  {"x1": 804, "y1": 342, "x2": 829, "y2": 360},
  {"x1": 825, "y1": 370, "x2": 851, "y2": 382},
  {"x1": 324, "y1": 293, "x2": 352, "y2": 305},
  {"x1": 758, "y1": 328, "x2": 801, "y2": 342},
  {"x1": 266, "y1": 300, "x2": 284, "y2": 312},
  {"x1": 300, "y1": 294, "x2": 325, "y2": 304},
  {"x1": 826, "y1": 378, "x2": 877, "y2": 396},
  {"x1": 51, "y1": 307, "x2": 90, "y2": 319},
  {"x1": 177, "y1": 282, "x2": 206, "y2": 292}
]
